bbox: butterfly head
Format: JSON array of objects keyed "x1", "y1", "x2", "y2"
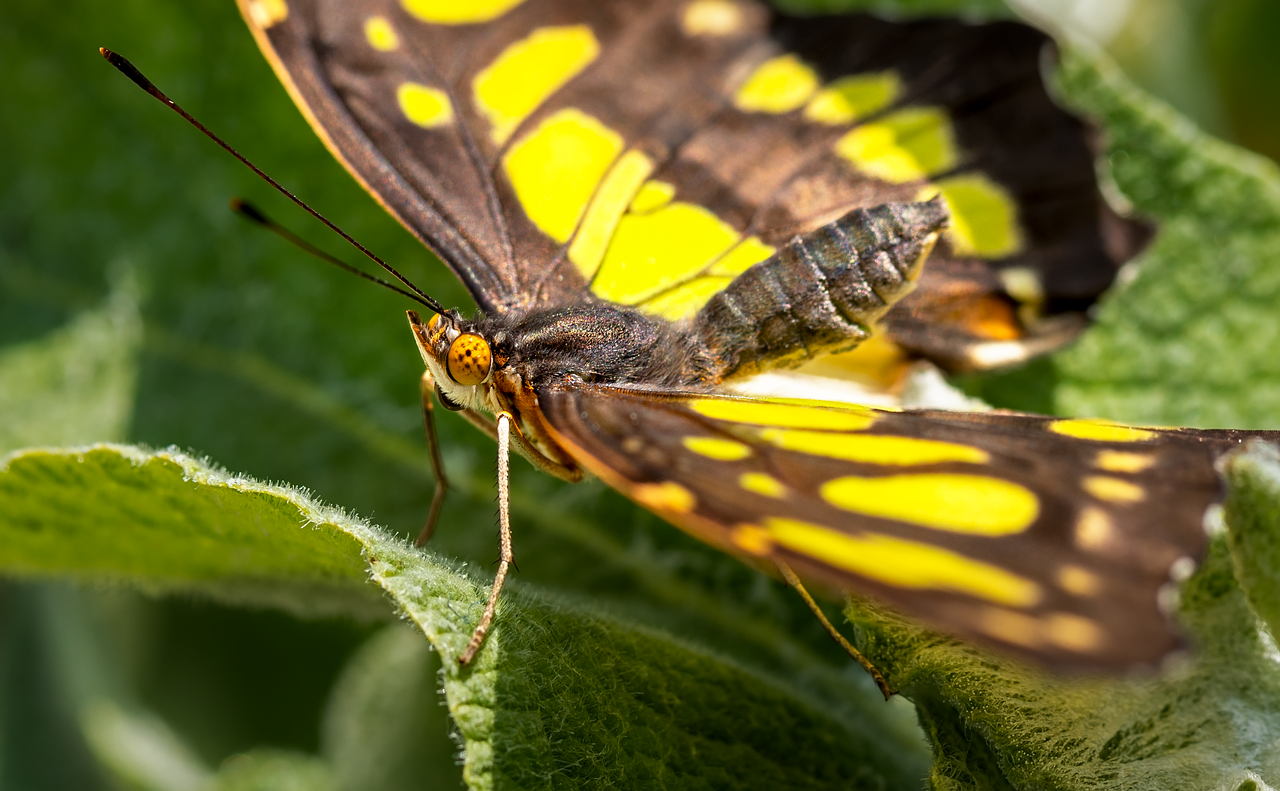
[{"x1": 408, "y1": 310, "x2": 495, "y2": 412}]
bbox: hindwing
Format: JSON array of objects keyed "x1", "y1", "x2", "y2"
[
  {"x1": 240, "y1": 0, "x2": 1145, "y2": 370},
  {"x1": 536, "y1": 384, "x2": 1277, "y2": 668}
]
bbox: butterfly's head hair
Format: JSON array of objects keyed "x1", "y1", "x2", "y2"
[{"x1": 408, "y1": 309, "x2": 495, "y2": 412}]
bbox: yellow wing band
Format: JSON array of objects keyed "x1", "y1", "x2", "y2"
[
  {"x1": 820, "y1": 474, "x2": 1039, "y2": 536},
  {"x1": 766, "y1": 518, "x2": 1042, "y2": 607}
]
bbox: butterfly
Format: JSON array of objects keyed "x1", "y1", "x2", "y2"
[{"x1": 216, "y1": 0, "x2": 1278, "y2": 688}]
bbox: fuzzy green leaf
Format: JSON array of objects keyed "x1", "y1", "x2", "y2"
[
  {"x1": 0, "y1": 446, "x2": 385, "y2": 620},
  {"x1": 1224, "y1": 442, "x2": 1280, "y2": 641},
  {"x1": 0, "y1": 446, "x2": 930, "y2": 789}
]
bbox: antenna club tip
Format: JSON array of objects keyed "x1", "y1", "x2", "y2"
[{"x1": 100, "y1": 48, "x2": 157, "y2": 94}]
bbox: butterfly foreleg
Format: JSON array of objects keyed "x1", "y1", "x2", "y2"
[
  {"x1": 776, "y1": 560, "x2": 894, "y2": 701},
  {"x1": 459, "y1": 411, "x2": 517, "y2": 666},
  {"x1": 416, "y1": 369, "x2": 451, "y2": 547}
]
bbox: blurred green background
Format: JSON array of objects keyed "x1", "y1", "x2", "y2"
[
  {"x1": 1018, "y1": 0, "x2": 1280, "y2": 164},
  {"x1": 1, "y1": 0, "x2": 1277, "y2": 788}
]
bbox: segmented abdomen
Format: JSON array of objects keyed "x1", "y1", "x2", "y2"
[{"x1": 695, "y1": 199, "x2": 948, "y2": 381}]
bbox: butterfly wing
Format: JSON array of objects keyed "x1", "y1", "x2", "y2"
[
  {"x1": 240, "y1": 0, "x2": 1143, "y2": 368},
  {"x1": 535, "y1": 382, "x2": 1273, "y2": 668}
]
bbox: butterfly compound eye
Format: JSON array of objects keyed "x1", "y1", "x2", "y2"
[{"x1": 446, "y1": 333, "x2": 492, "y2": 386}]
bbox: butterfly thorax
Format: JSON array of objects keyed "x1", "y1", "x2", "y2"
[{"x1": 493, "y1": 304, "x2": 718, "y2": 388}]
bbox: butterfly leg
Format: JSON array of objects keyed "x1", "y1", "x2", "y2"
[
  {"x1": 777, "y1": 561, "x2": 894, "y2": 701},
  {"x1": 415, "y1": 370, "x2": 451, "y2": 547},
  {"x1": 458, "y1": 411, "x2": 517, "y2": 666}
]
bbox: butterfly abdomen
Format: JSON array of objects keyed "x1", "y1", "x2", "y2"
[{"x1": 695, "y1": 199, "x2": 948, "y2": 380}]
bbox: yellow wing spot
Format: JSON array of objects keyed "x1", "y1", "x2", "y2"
[
  {"x1": 834, "y1": 107, "x2": 957, "y2": 184},
  {"x1": 628, "y1": 180, "x2": 676, "y2": 213},
  {"x1": 504, "y1": 108, "x2": 623, "y2": 243},
  {"x1": 1083, "y1": 475, "x2": 1146, "y2": 505},
  {"x1": 683, "y1": 436, "x2": 753, "y2": 461},
  {"x1": 567, "y1": 149, "x2": 654, "y2": 280},
  {"x1": 473, "y1": 25, "x2": 600, "y2": 145},
  {"x1": 820, "y1": 474, "x2": 1038, "y2": 536},
  {"x1": 804, "y1": 72, "x2": 901, "y2": 125},
  {"x1": 246, "y1": 0, "x2": 288, "y2": 27},
  {"x1": 707, "y1": 236, "x2": 775, "y2": 277},
  {"x1": 759, "y1": 430, "x2": 989, "y2": 466},
  {"x1": 731, "y1": 523, "x2": 775, "y2": 555},
  {"x1": 1049, "y1": 419, "x2": 1157, "y2": 443},
  {"x1": 1074, "y1": 507, "x2": 1115, "y2": 551},
  {"x1": 766, "y1": 519, "x2": 1042, "y2": 607},
  {"x1": 401, "y1": 0, "x2": 525, "y2": 24},
  {"x1": 1095, "y1": 450, "x2": 1157, "y2": 474},
  {"x1": 637, "y1": 234, "x2": 773, "y2": 319},
  {"x1": 733, "y1": 54, "x2": 820, "y2": 114},
  {"x1": 364, "y1": 16, "x2": 399, "y2": 51},
  {"x1": 681, "y1": 0, "x2": 744, "y2": 36},
  {"x1": 740, "y1": 472, "x2": 787, "y2": 499},
  {"x1": 1057, "y1": 565, "x2": 1103, "y2": 597},
  {"x1": 974, "y1": 608, "x2": 1045, "y2": 649},
  {"x1": 1046, "y1": 613, "x2": 1105, "y2": 652},
  {"x1": 640, "y1": 277, "x2": 733, "y2": 320},
  {"x1": 930, "y1": 174, "x2": 1024, "y2": 259},
  {"x1": 592, "y1": 202, "x2": 739, "y2": 304},
  {"x1": 999, "y1": 267, "x2": 1044, "y2": 304},
  {"x1": 397, "y1": 82, "x2": 454, "y2": 128},
  {"x1": 633, "y1": 481, "x2": 696, "y2": 513},
  {"x1": 689, "y1": 398, "x2": 878, "y2": 431}
]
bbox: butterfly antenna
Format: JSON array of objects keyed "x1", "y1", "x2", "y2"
[
  {"x1": 99, "y1": 47, "x2": 446, "y2": 316},
  {"x1": 230, "y1": 198, "x2": 435, "y2": 307}
]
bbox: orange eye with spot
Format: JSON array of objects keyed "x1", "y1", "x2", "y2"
[{"x1": 446, "y1": 333, "x2": 492, "y2": 386}]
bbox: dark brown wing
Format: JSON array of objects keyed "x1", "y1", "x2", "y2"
[
  {"x1": 536, "y1": 382, "x2": 1273, "y2": 668},
  {"x1": 240, "y1": 0, "x2": 1142, "y2": 368}
]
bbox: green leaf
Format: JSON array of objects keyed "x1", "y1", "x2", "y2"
[
  {"x1": 0, "y1": 273, "x2": 142, "y2": 455},
  {"x1": 0, "y1": 446, "x2": 931, "y2": 789},
  {"x1": 81, "y1": 699, "x2": 211, "y2": 791},
  {"x1": 321, "y1": 626, "x2": 461, "y2": 791},
  {"x1": 206, "y1": 751, "x2": 336, "y2": 791},
  {"x1": 0, "y1": 446, "x2": 384, "y2": 620},
  {"x1": 1223, "y1": 441, "x2": 1280, "y2": 640}
]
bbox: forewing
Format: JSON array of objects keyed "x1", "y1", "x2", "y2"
[
  {"x1": 536, "y1": 383, "x2": 1273, "y2": 669},
  {"x1": 240, "y1": 0, "x2": 1140, "y2": 366}
]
